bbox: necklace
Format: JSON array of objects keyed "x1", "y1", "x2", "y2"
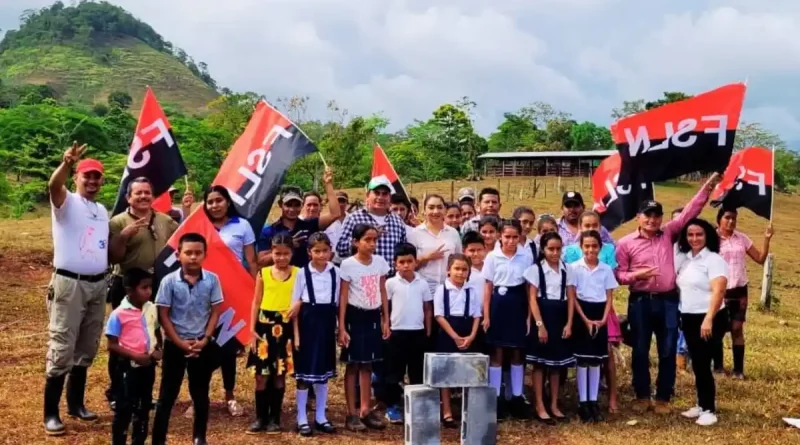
[{"x1": 82, "y1": 197, "x2": 99, "y2": 219}]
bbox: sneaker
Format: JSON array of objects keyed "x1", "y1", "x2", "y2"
[
  {"x1": 681, "y1": 406, "x2": 703, "y2": 419},
  {"x1": 385, "y1": 405, "x2": 403, "y2": 424},
  {"x1": 696, "y1": 411, "x2": 718, "y2": 426},
  {"x1": 345, "y1": 415, "x2": 367, "y2": 432}
]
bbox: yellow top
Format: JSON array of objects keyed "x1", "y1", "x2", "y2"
[{"x1": 259, "y1": 266, "x2": 298, "y2": 312}]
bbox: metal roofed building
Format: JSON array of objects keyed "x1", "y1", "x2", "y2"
[{"x1": 478, "y1": 150, "x2": 616, "y2": 177}]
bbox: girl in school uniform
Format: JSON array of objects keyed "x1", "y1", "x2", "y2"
[
  {"x1": 569, "y1": 230, "x2": 618, "y2": 423},
  {"x1": 513, "y1": 206, "x2": 538, "y2": 260},
  {"x1": 247, "y1": 234, "x2": 298, "y2": 434},
  {"x1": 524, "y1": 232, "x2": 574, "y2": 424},
  {"x1": 290, "y1": 232, "x2": 339, "y2": 437},
  {"x1": 338, "y1": 224, "x2": 391, "y2": 432},
  {"x1": 483, "y1": 219, "x2": 534, "y2": 419},
  {"x1": 478, "y1": 215, "x2": 500, "y2": 253},
  {"x1": 434, "y1": 254, "x2": 482, "y2": 428}
]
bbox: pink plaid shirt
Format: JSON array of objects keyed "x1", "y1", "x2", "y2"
[{"x1": 719, "y1": 230, "x2": 753, "y2": 289}]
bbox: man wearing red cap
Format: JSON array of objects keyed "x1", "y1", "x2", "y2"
[{"x1": 43, "y1": 142, "x2": 110, "y2": 436}]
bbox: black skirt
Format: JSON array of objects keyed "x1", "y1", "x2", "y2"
[
  {"x1": 247, "y1": 309, "x2": 295, "y2": 376},
  {"x1": 294, "y1": 303, "x2": 337, "y2": 383},
  {"x1": 573, "y1": 300, "x2": 608, "y2": 364},
  {"x1": 485, "y1": 284, "x2": 528, "y2": 348},
  {"x1": 526, "y1": 299, "x2": 574, "y2": 368},
  {"x1": 340, "y1": 305, "x2": 383, "y2": 364},
  {"x1": 436, "y1": 316, "x2": 475, "y2": 353}
]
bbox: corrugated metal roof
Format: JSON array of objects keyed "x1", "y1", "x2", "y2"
[{"x1": 478, "y1": 150, "x2": 616, "y2": 159}]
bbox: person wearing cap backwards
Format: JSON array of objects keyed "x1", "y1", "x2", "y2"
[
  {"x1": 460, "y1": 187, "x2": 501, "y2": 235},
  {"x1": 325, "y1": 191, "x2": 350, "y2": 265},
  {"x1": 43, "y1": 142, "x2": 109, "y2": 436},
  {"x1": 257, "y1": 167, "x2": 341, "y2": 267},
  {"x1": 558, "y1": 191, "x2": 615, "y2": 246},
  {"x1": 615, "y1": 173, "x2": 721, "y2": 415}
]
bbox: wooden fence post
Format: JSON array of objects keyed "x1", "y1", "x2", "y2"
[
  {"x1": 760, "y1": 253, "x2": 775, "y2": 310},
  {"x1": 450, "y1": 180, "x2": 455, "y2": 202}
]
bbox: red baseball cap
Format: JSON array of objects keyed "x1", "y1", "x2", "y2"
[{"x1": 76, "y1": 159, "x2": 104, "y2": 174}]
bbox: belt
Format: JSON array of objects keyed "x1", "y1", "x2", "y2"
[
  {"x1": 630, "y1": 289, "x2": 679, "y2": 302},
  {"x1": 55, "y1": 269, "x2": 106, "y2": 283}
]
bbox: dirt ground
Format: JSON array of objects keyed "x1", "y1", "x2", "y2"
[{"x1": 1, "y1": 178, "x2": 800, "y2": 444}]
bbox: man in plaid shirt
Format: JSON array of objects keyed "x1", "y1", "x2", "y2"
[{"x1": 335, "y1": 177, "x2": 407, "y2": 276}]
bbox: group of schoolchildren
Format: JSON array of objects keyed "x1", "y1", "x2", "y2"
[{"x1": 106, "y1": 192, "x2": 623, "y2": 445}]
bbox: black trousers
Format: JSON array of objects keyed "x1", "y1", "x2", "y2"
[
  {"x1": 681, "y1": 311, "x2": 726, "y2": 413},
  {"x1": 152, "y1": 341, "x2": 214, "y2": 443},
  {"x1": 385, "y1": 329, "x2": 428, "y2": 406},
  {"x1": 216, "y1": 339, "x2": 239, "y2": 392},
  {"x1": 112, "y1": 362, "x2": 155, "y2": 445}
]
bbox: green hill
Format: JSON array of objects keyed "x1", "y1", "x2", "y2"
[{"x1": 0, "y1": 1, "x2": 218, "y2": 112}]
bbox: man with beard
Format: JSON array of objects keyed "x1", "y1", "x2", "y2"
[
  {"x1": 558, "y1": 191, "x2": 615, "y2": 246},
  {"x1": 106, "y1": 177, "x2": 182, "y2": 407},
  {"x1": 44, "y1": 143, "x2": 109, "y2": 436},
  {"x1": 258, "y1": 167, "x2": 341, "y2": 268},
  {"x1": 460, "y1": 187, "x2": 501, "y2": 235}
]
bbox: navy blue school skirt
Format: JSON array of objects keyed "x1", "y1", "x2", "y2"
[
  {"x1": 527, "y1": 299, "x2": 575, "y2": 368},
  {"x1": 294, "y1": 303, "x2": 338, "y2": 383},
  {"x1": 340, "y1": 305, "x2": 383, "y2": 364},
  {"x1": 573, "y1": 300, "x2": 609, "y2": 365},
  {"x1": 436, "y1": 315, "x2": 475, "y2": 353},
  {"x1": 485, "y1": 284, "x2": 528, "y2": 348}
]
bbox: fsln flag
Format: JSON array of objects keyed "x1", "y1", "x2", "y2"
[
  {"x1": 112, "y1": 87, "x2": 187, "y2": 216},
  {"x1": 371, "y1": 144, "x2": 410, "y2": 203},
  {"x1": 711, "y1": 146, "x2": 773, "y2": 220},
  {"x1": 591, "y1": 152, "x2": 654, "y2": 231},
  {"x1": 612, "y1": 83, "x2": 746, "y2": 184},
  {"x1": 155, "y1": 100, "x2": 318, "y2": 347}
]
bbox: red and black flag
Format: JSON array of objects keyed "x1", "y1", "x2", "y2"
[
  {"x1": 711, "y1": 146, "x2": 773, "y2": 220},
  {"x1": 155, "y1": 100, "x2": 318, "y2": 347},
  {"x1": 612, "y1": 83, "x2": 746, "y2": 184},
  {"x1": 591, "y1": 151, "x2": 654, "y2": 231},
  {"x1": 112, "y1": 87, "x2": 187, "y2": 216},
  {"x1": 371, "y1": 143, "x2": 410, "y2": 204}
]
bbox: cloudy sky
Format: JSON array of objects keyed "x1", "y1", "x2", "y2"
[{"x1": 2, "y1": 0, "x2": 800, "y2": 143}]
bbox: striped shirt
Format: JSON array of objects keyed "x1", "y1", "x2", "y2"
[{"x1": 719, "y1": 230, "x2": 753, "y2": 289}]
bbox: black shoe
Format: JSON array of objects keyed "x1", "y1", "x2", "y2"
[
  {"x1": 297, "y1": 423, "x2": 313, "y2": 437},
  {"x1": 442, "y1": 416, "x2": 459, "y2": 429},
  {"x1": 44, "y1": 374, "x2": 66, "y2": 436},
  {"x1": 246, "y1": 418, "x2": 267, "y2": 434},
  {"x1": 265, "y1": 421, "x2": 282, "y2": 434},
  {"x1": 66, "y1": 366, "x2": 98, "y2": 421},
  {"x1": 510, "y1": 396, "x2": 531, "y2": 419},
  {"x1": 361, "y1": 410, "x2": 386, "y2": 430},
  {"x1": 496, "y1": 397, "x2": 509, "y2": 422},
  {"x1": 535, "y1": 413, "x2": 556, "y2": 426},
  {"x1": 193, "y1": 438, "x2": 208, "y2": 445},
  {"x1": 578, "y1": 402, "x2": 593, "y2": 423},
  {"x1": 314, "y1": 421, "x2": 336, "y2": 434},
  {"x1": 589, "y1": 402, "x2": 605, "y2": 422}
]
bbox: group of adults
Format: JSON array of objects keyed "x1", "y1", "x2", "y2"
[{"x1": 42, "y1": 141, "x2": 772, "y2": 436}]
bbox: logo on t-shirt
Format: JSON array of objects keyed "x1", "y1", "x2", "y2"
[
  {"x1": 98, "y1": 239, "x2": 107, "y2": 250},
  {"x1": 361, "y1": 275, "x2": 380, "y2": 307}
]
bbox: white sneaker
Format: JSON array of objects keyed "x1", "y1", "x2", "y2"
[
  {"x1": 681, "y1": 406, "x2": 703, "y2": 419},
  {"x1": 696, "y1": 411, "x2": 718, "y2": 426}
]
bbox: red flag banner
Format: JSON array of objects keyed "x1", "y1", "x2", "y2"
[
  {"x1": 711, "y1": 146, "x2": 773, "y2": 220},
  {"x1": 112, "y1": 87, "x2": 187, "y2": 215},
  {"x1": 591, "y1": 152, "x2": 654, "y2": 231},
  {"x1": 612, "y1": 83, "x2": 746, "y2": 184},
  {"x1": 371, "y1": 144, "x2": 410, "y2": 204}
]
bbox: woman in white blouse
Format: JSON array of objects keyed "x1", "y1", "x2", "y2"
[
  {"x1": 675, "y1": 218, "x2": 729, "y2": 427},
  {"x1": 409, "y1": 194, "x2": 463, "y2": 294}
]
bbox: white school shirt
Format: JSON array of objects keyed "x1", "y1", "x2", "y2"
[
  {"x1": 386, "y1": 273, "x2": 433, "y2": 330},
  {"x1": 569, "y1": 258, "x2": 618, "y2": 303},
  {"x1": 433, "y1": 280, "x2": 483, "y2": 318},
  {"x1": 482, "y1": 247, "x2": 533, "y2": 287},
  {"x1": 52, "y1": 191, "x2": 109, "y2": 275},
  {"x1": 324, "y1": 220, "x2": 344, "y2": 263},
  {"x1": 468, "y1": 267, "x2": 487, "y2": 308},
  {"x1": 409, "y1": 223, "x2": 463, "y2": 292},
  {"x1": 291, "y1": 263, "x2": 341, "y2": 305},
  {"x1": 524, "y1": 261, "x2": 574, "y2": 301},
  {"x1": 339, "y1": 255, "x2": 390, "y2": 310},
  {"x1": 675, "y1": 248, "x2": 729, "y2": 314}
]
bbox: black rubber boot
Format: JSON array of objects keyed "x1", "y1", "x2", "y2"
[
  {"x1": 44, "y1": 374, "x2": 67, "y2": 436},
  {"x1": 67, "y1": 366, "x2": 99, "y2": 421},
  {"x1": 247, "y1": 389, "x2": 269, "y2": 434},
  {"x1": 266, "y1": 387, "x2": 285, "y2": 433}
]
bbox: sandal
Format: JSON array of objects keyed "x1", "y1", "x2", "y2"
[
  {"x1": 227, "y1": 399, "x2": 244, "y2": 417},
  {"x1": 442, "y1": 416, "x2": 458, "y2": 429}
]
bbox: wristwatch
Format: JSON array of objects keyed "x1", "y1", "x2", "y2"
[{"x1": 535, "y1": 320, "x2": 544, "y2": 327}]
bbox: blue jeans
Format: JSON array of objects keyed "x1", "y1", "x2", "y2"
[
  {"x1": 628, "y1": 295, "x2": 679, "y2": 402},
  {"x1": 677, "y1": 330, "x2": 689, "y2": 356}
]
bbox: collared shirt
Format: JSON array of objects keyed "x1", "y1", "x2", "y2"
[
  {"x1": 155, "y1": 269, "x2": 224, "y2": 340},
  {"x1": 109, "y1": 210, "x2": 178, "y2": 275},
  {"x1": 52, "y1": 191, "x2": 109, "y2": 275},
  {"x1": 468, "y1": 266, "x2": 487, "y2": 308},
  {"x1": 105, "y1": 297, "x2": 157, "y2": 358},
  {"x1": 340, "y1": 255, "x2": 390, "y2": 310},
  {"x1": 434, "y1": 279, "x2": 482, "y2": 318},
  {"x1": 615, "y1": 187, "x2": 710, "y2": 293},
  {"x1": 460, "y1": 214, "x2": 496, "y2": 235},
  {"x1": 216, "y1": 216, "x2": 256, "y2": 266},
  {"x1": 557, "y1": 217, "x2": 615, "y2": 247},
  {"x1": 482, "y1": 247, "x2": 534, "y2": 286},
  {"x1": 408, "y1": 223, "x2": 463, "y2": 292},
  {"x1": 719, "y1": 230, "x2": 754, "y2": 289},
  {"x1": 676, "y1": 248, "x2": 729, "y2": 314},
  {"x1": 563, "y1": 243, "x2": 618, "y2": 268},
  {"x1": 258, "y1": 217, "x2": 320, "y2": 267},
  {"x1": 292, "y1": 263, "x2": 341, "y2": 305},
  {"x1": 524, "y1": 261, "x2": 574, "y2": 301},
  {"x1": 386, "y1": 272, "x2": 433, "y2": 330},
  {"x1": 335, "y1": 209, "x2": 406, "y2": 275},
  {"x1": 570, "y1": 258, "x2": 618, "y2": 303}
]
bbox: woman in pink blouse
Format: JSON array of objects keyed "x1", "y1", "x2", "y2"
[{"x1": 714, "y1": 208, "x2": 774, "y2": 379}]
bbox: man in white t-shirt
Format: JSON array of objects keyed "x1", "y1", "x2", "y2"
[{"x1": 43, "y1": 143, "x2": 110, "y2": 436}]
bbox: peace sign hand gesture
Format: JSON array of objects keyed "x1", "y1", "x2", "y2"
[{"x1": 63, "y1": 141, "x2": 88, "y2": 166}]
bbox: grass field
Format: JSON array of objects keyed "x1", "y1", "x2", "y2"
[{"x1": 1, "y1": 177, "x2": 799, "y2": 444}]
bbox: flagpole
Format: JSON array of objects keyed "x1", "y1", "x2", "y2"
[{"x1": 318, "y1": 152, "x2": 329, "y2": 169}]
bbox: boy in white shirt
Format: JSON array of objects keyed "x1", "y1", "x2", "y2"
[{"x1": 383, "y1": 242, "x2": 433, "y2": 424}]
